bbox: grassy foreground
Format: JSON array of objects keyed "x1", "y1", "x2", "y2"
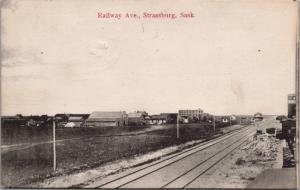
[{"x1": 2, "y1": 123, "x2": 236, "y2": 187}]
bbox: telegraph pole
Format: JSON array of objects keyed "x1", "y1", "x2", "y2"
[
  {"x1": 53, "y1": 120, "x2": 56, "y2": 171},
  {"x1": 213, "y1": 115, "x2": 215, "y2": 134},
  {"x1": 240, "y1": 115, "x2": 242, "y2": 125},
  {"x1": 177, "y1": 113, "x2": 180, "y2": 138}
]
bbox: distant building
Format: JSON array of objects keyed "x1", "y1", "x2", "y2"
[
  {"x1": 1, "y1": 115, "x2": 26, "y2": 127},
  {"x1": 221, "y1": 116, "x2": 230, "y2": 123},
  {"x1": 66, "y1": 114, "x2": 89, "y2": 127},
  {"x1": 54, "y1": 113, "x2": 69, "y2": 127},
  {"x1": 253, "y1": 112, "x2": 263, "y2": 121},
  {"x1": 69, "y1": 114, "x2": 90, "y2": 120},
  {"x1": 25, "y1": 115, "x2": 51, "y2": 127},
  {"x1": 178, "y1": 109, "x2": 204, "y2": 123},
  {"x1": 54, "y1": 113, "x2": 89, "y2": 127},
  {"x1": 238, "y1": 115, "x2": 252, "y2": 125},
  {"x1": 200, "y1": 113, "x2": 211, "y2": 122},
  {"x1": 288, "y1": 94, "x2": 296, "y2": 118},
  {"x1": 127, "y1": 111, "x2": 147, "y2": 126},
  {"x1": 25, "y1": 115, "x2": 40, "y2": 127},
  {"x1": 85, "y1": 111, "x2": 128, "y2": 127},
  {"x1": 230, "y1": 115, "x2": 237, "y2": 121},
  {"x1": 160, "y1": 113, "x2": 178, "y2": 124},
  {"x1": 54, "y1": 113, "x2": 69, "y2": 121},
  {"x1": 148, "y1": 115, "x2": 166, "y2": 125}
]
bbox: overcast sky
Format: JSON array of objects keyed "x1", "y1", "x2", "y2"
[{"x1": 1, "y1": 0, "x2": 297, "y2": 116}]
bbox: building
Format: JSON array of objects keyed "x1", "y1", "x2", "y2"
[
  {"x1": 127, "y1": 111, "x2": 147, "y2": 126},
  {"x1": 147, "y1": 115, "x2": 166, "y2": 125},
  {"x1": 288, "y1": 94, "x2": 296, "y2": 119},
  {"x1": 85, "y1": 111, "x2": 128, "y2": 127},
  {"x1": 160, "y1": 113, "x2": 178, "y2": 124},
  {"x1": 1, "y1": 115, "x2": 26, "y2": 127},
  {"x1": 25, "y1": 115, "x2": 40, "y2": 127},
  {"x1": 238, "y1": 115, "x2": 252, "y2": 125},
  {"x1": 65, "y1": 114, "x2": 90, "y2": 127},
  {"x1": 253, "y1": 112, "x2": 263, "y2": 121},
  {"x1": 230, "y1": 115, "x2": 237, "y2": 121},
  {"x1": 200, "y1": 113, "x2": 212, "y2": 122},
  {"x1": 54, "y1": 113, "x2": 69, "y2": 127},
  {"x1": 25, "y1": 115, "x2": 52, "y2": 127},
  {"x1": 178, "y1": 109, "x2": 204, "y2": 123}
]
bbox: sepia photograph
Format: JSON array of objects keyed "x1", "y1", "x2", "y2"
[{"x1": 0, "y1": 0, "x2": 298, "y2": 189}]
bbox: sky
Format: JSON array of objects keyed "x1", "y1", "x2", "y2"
[{"x1": 1, "y1": 0, "x2": 298, "y2": 116}]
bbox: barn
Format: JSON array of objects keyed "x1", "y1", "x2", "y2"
[
  {"x1": 84, "y1": 111, "x2": 128, "y2": 127},
  {"x1": 127, "y1": 112, "x2": 146, "y2": 126}
]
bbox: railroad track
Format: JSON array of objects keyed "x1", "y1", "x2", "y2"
[
  {"x1": 85, "y1": 126, "x2": 255, "y2": 188},
  {"x1": 165, "y1": 130, "x2": 254, "y2": 188}
]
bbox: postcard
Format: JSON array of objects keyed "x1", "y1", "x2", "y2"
[{"x1": 1, "y1": 0, "x2": 298, "y2": 189}]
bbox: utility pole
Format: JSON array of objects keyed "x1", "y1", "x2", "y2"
[
  {"x1": 213, "y1": 115, "x2": 215, "y2": 134},
  {"x1": 177, "y1": 113, "x2": 180, "y2": 138},
  {"x1": 53, "y1": 120, "x2": 56, "y2": 171}
]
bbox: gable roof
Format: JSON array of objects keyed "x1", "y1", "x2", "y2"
[
  {"x1": 69, "y1": 114, "x2": 90, "y2": 119},
  {"x1": 69, "y1": 116, "x2": 85, "y2": 121},
  {"x1": 128, "y1": 112, "x2": 143, "y2": 118},
  {"x1": 88, "y1": 111, "x2": 127, "y2": 119}
]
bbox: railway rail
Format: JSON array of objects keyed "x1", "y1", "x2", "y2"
[{"x1": 85, "y1": 125, "x2": 255, "y2": 188}]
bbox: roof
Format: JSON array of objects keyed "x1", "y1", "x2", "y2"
[
  {"x1": 179, "y1": 109, "x2": 203, "y2": 112},
  {"x1": 160, "y1": 113, "x2": 177, "y2": 116},
  {"x1": 2, "y1": 116, "x2": 26, "y2": 120},
  {"x1": 22, "y1": 115, "x2": 41, "y2": 121},
  {"x1": 87, "y1": 111, "x2": 127, "y2": 120},
  {"x1": 254, "y1": 112, "x2": 263, "y2": 117},
  {"x1": 86, "y1": 118, "x2": 123, "y2": 122},
  {"x1": 128, "y1": 112, "x2": 143, "y2": 118},
  {"x1": 54, "y1": 114, "x2": 69, "y2": 118},
  {"x1": 150, "y1": 115, "x2": 166, "y2": 120},
  {"x1": 69, "y1": 116, "x2": 85, "y2": 121},
  {"x1": 69, "y1": 114, "x2": 90, "y2": 119},
  {"x1": 160, "y1": 113, "x2": 177, "y2": 115}
]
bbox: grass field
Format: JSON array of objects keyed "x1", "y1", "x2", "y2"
[
  {"x1": 1, "y1": 123, "x2": 237, "y2": 187},
  {"x1": 1, "y1": 125, "x2": 150, "y2": 145}
]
